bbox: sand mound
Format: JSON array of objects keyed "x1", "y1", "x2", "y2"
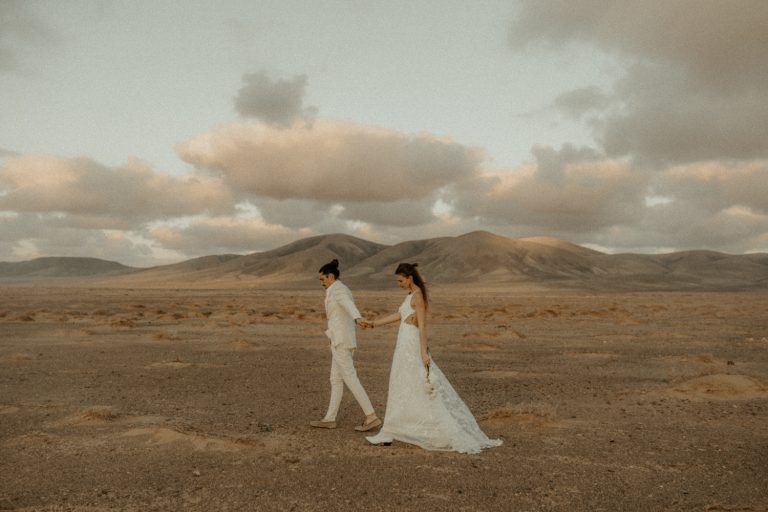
[
  {"x1": 482, "y1": 403, "x2": 558, "y2": 428},
  {"x1": 475, "y1": 369, "x2": 524, "y2": 378},
  {"x1": 566, "y1": 352, "x2": 617, "y2": 360},
  {"x1": 669, "y1": 374, "x2": 768, "y2": 400},
  {"x1": 152, "y1": 331, "x2": 180, "y2": 341},
  {"x1": 9, "y1": 431, "x2": 63, "y2": 447},
  {"x1": 56, "y1": 407, "x2": 162, "y2": 427},
  {"x1": 145, "y1": 361, "x2": 192, "y2": 369},
  {"x1": 121, "y1": 427, "x2": 245, "y2": 452},
  {"x1": 110, "y1": 317, "x2": 136, "y2": 328},
  {"x1": 474, "y1": 330, "x2": 502, "y2": 338},
  {"x1": 2, "y1": 352, "x2": 36, "y2": 362},
  {"x1": 689, "y1": 354, "x2": 719, "y2": 364},
  {"x1": 524, "y1": 309, "x2": 561, "y2": 318},
  {"x1": 227, "y1": 339, "x2": 262, "y2": 351},
  {"x1": 448, "y1": 342, "x2": 500, "y2": 351},
  {"x1": 74, "y1": 406, "x2": 121, "y2": 423},
  {"x1": 468, "y1": 326, "x2": 526, "y2": 339},
  {"x1": 14, "y1": 507, "x2": 120, "y2": 512},
  {"x1": 475, "y1": 369, "x2": 552, "y2": 379}
]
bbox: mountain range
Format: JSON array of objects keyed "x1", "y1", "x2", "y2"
[{"x1": 2, "y1": 231, "x2": 767, "y2": 290}]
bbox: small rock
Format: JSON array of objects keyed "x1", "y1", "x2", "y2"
[
  {"x1": 727, "y1": 360, "x2": 735, "y2": 365},
  {"x1": 192, "y1": 470, "x2": 201, "y2": 477}
]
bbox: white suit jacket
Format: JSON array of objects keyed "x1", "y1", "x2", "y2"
[{"x1": 324, "y1": 280, "x2": 361, "y2": 349}]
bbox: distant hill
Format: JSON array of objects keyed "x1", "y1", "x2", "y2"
[
  {"x1": 345, "y1": 231, "x2": 600, "y2": 285},
  {"x1": 0, "y1": 257, "x2": 134, "y2": 280},
  {"x1": 218, "y1": 233, "x2": 387, "y2": 279},
  {"x1": 2, "y1": 232, "x2": 767, "y2": 290}
]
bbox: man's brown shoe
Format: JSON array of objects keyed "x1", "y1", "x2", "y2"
[
  {"x1": 354, "y1": 417, "x2": 382, "y2": 432},
  {"x1": 310, "y1": 420, "x2": 337, "y2": 429}
]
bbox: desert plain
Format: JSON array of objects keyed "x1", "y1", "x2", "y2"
[{"x1": 1, "y1": 284, "x2": 767, "y2": 511}]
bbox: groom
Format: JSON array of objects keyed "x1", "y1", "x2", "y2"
[{"x1": 311, "y1": 259, "x2": 381, "y2": 432}]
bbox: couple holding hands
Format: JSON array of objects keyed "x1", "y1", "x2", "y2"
[{"x1": 311, "y1": 259, "x2": 501, "y2": 454}]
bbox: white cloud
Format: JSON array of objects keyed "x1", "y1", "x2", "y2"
[
  {"x1": 0, "y1": 154, "x2": 235, "y2": 229},
  {"x1": 177, "y1": 118, "x2": 481, "y2": 231},
  {"x1": 178, "y1": 119, "x2": 481, "y2": 203},
  {"x1": 450, "y1": 144, "x2": 645, "y2": 232},
  {"x1": 148, "y1": 216, "x2": 308, "y2": 256}
]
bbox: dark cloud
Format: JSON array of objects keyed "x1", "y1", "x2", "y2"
[
  {"x1": 592, "y1": 200, "x2": 768, "y2": 254},
  {"x1": 513, "y1": 0, "x2": 768, "y2": 163},
  {"x1": 233, "y1": 71, "x2": 318, "y2": 126},
  {"x1": 249, "y1": 198, "x2": 360, "y2": 235},
  {"x1": 251, "y1": 198, "x2": 334, "y2": 229},
  {"x1": 0, "y1": 146, "x2": 20, "y2": 157},
  {"x1": 552, "y1": 86, "x2": 610, "y2": 120},
  {"x1": 503, "y1": 0, "x2": 768, "y2": 252},
  {"x1": 0, "y1": 213, "x2": 153, "y2": 266},
  {"x1": 659, "y1": 160, "x2": 768, "y2": 216},
  {"x1": 600, "y1": 70, "x2": 768, "y2": 162},
  {"x1": 247, "y1": 196, "x2": 436, "y2": 232},
  {"x1": 339, "y1": 198, "x2": 437, "y2": 227},
  {"x1": 450, "y1": 148, "x2": 768, "y2": 253},
  {"x1": 510, "y1": 1, "x2": 768, "y2": 94},
  {"x1": 0, "y1": 1, "x2": 58, "y2": 74}
]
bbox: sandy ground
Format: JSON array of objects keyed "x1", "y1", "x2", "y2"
[{"x1": 1, "y1": 285, "x2": 767, "y2": 511}]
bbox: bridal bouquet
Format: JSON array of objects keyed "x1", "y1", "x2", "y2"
[{"x1": 424, "y1": 366, "x2": 439, "y2": 400}]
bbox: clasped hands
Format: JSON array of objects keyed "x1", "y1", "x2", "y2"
[{"x1": 355, "y1": 318, "x2": 374, "y2": 329}]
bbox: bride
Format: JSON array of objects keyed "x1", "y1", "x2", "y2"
[{"x1": 362, "y1": 263, "x2": 502, "y2": 454}]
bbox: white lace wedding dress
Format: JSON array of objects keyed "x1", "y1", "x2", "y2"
[{"x1": 366, "y1": 293, "x2": 503, "y2": 453}]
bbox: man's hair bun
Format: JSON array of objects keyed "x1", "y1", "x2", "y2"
[{"x1": 319, "y1": 259, "x2": 341, "y2": 277}]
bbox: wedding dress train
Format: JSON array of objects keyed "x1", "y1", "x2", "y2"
[{"x1": 366, "y1": 294, "x2": 502, "y2": 454}]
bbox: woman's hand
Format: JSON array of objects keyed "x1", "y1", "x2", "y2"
[
  {"x1": 421, "y1": 350, "x2": 431, "y2": 368},
  {"x1": 356, "y1": 318, "x2": 372, "y2": 329}
]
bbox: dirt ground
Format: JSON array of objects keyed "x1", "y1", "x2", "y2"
[{"x1": 1, "y1": 285, "x2": 767, "y2": 511}]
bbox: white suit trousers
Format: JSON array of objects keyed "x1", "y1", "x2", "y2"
[{"x1": 323, "y1": 345, "x2": 374, "y2": 421}]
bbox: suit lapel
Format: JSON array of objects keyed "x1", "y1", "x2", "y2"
[{"x1": 324, "y1": 282, "x2": 335, "y2": 315}]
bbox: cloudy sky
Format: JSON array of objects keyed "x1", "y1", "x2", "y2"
[{"x1": 1, "y1": 0, "x2": 767, "y2": 266}]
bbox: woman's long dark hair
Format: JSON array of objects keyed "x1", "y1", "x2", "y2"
[{"x1": 395, "y1": 262, "x2": 428, "y2": 308}]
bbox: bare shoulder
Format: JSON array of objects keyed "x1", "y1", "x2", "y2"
[{"x1": 410, "y1": 289, "x2": 425, "y2": 308}]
